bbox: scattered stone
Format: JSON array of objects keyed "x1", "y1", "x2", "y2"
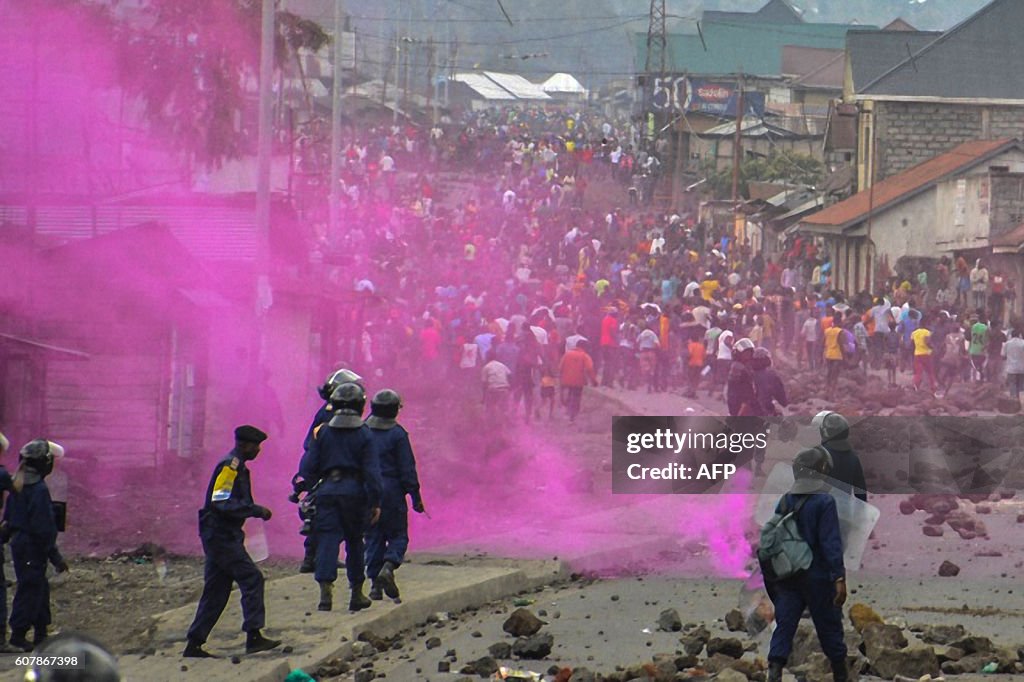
[
  {"x1": 976, "y1": 504, "x2": 992, "y2": 514},
  {"x1": 872, "y1": 645, "x2": 940, "y2": 680},
  {"x1": 787, "y1": 624, "x2": 818, "y2": 667},
  {"x1": 724, "y1": 609, "x2": 745, "y2": 632},
  {"x1": 425, "y1": 637, "x2": 441, "y2": 650},
  {"x1": 657, "y1": 608, "x2": 682, "y2": 632},
  {"x1": 488, "y1": 642, "x2": 512, "y2": 659},
  {"x1": 923, "y1": 514, "x2": 945, "y2": 525},
  {"x1": 512, "y1": 633, "x2": 554, "y2": 660},
  {"x1": 938, "y1": 560, "x2": 960, "y2": 577},
  {"x1": 673, "y1": 653, "x2": 698, "y2": 670},
  {"x1": 461, "y1": 656, "x2": 498, "y2": 677},
  {"x1": 793, "y1": 652, "x2": 831, "y2": 682},
  {"x1": 712, "y1": 669, "x2": 747, "y2": 682},
  {"x1": 725, "y1": 657, "x2": 762, "y2": 679},
  {"x1": 898, "y1": 500, "x2": 916, "y2": 515},
  {"x1": 849, "y1": 603, "x2": 884, "y2": 633},
  {"x1": 281, "y1": 645, "x2": 294, "y2": 654},
  {"x1": 569, "y1": 667, "x2": 597, "y2": 682},
  {"x1": 933, "y1": 645, "x2": 964, "y2": 663},
  {"x1": 610, "y1": 594, "x2": 620, "y2": 601},
  {"x1": 437, "y1": 661, "x2": 450, "y2": 673},
  {"x1": 950, "y1": 635, "x2": 994, "y2": 655},
  {"x1": 861, "y1": 623, "x2": 908, "y2": 661},
  {"x1": 706, "y1": 637, "x2": 744, "y2": 659},
  {"x1": 703, "y1": 653, "x2": 739, "y2": 674},
  {"x1": 1017, "y1": 513, "x2": 1024, "y2": 523},
  {"x1": 230, "y1": 656, "x2": 241, "y2": 665},
  {"x1": 922, "y1": 525, "x2": 943, "y2": 537},
  {"x1": 941, "y1": 651, "x2": 1000, "y2": 675},
  {"x1": 679, "y1": 626, "x2": 710, "y2": 657},
  {"x1": 917, "y1": 624, "x2": 966, "y2": 645},
  {"x1": 470, "y1": 631, "x2": 482, "y2": 638},
  {"x1": 353, "y1": 670, "x2": 375, "y2": 682},
  {"x1": 503, "y1": 609, "x2": 545, "y2": 637}
]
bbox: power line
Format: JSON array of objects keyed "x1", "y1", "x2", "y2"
[{"x1": 352, "y1": 17, "x2": 644, "y2": 47}]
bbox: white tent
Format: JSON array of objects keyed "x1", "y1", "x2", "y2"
[{"x1": 540, "y1": 72, "x2": 588, "y2": 96}]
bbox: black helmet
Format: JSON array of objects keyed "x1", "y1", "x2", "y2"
[
  {"x1": 751, "y1": 346, "x2": 772, "y2": 370},
  {"x1": 30, "y1": 631, "x2": 121, "y2": 682},
  {"x1": 19, "y1": 439, "x2": 55, "y2": 480},
  {"x1": 367, "y1": 389, "x2": 402, "y2": 429},
  {"x1": 328, "y1": 382, "x2": 366, "y2": 428},
  {"x1": 318, "y1": 368, "x2": 364, "y2": 400}
]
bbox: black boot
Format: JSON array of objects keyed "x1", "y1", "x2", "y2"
[
  {"x1": 0, "y1": 629, "x2": 21, "y2": 654},
  {"x1": 369, "y1": 578, "x2": 384, "y2": 601},
  {"x1": 245, "y1": 629, "x2": 281, "y2": 655},
  {"x1": 317, "y1": 581, "x2": 333, "y2": 611},
  {"x1": 767, "y1": 660, "x2": 784, "y2": 682},
  {"x1": 379, "y1": 561, "x2": 400, "y2": 600},
  {"x1": 349, "y1": 582, "x2": 372, "y2": 612},
  {"x1": 299, "y1": 554, "x2": 315, "y2": 574},
  {"x1": 8, "y1": 630, "x2": 32, "y2": 653},
  {"x1": 182, "y1": 640, "x2": 216, "y2": 658},
  {"x1": 32, "y1": 628, "x2": 48, "y2": 648},
  {"x1": 830, "y1": 657, "x2": 849, "y2": 682}
]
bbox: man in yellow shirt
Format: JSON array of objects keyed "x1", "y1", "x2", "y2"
[
  {"x1": 822, "y1": 313, "x2": 845, "y2": 400},
  {"x1": 911, "y1": 318, "x2": 936, "y2": 393},
  {"x1": 700, "y1": 273, "x2": 720, "y2": 302}
]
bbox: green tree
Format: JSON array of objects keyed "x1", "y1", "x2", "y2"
[
  {"x1": 702, "y1": 150, "x2": 824, "y2": 200},
  {"x1": 109, "y1": 0, "x2": 328, "y2": 167}
]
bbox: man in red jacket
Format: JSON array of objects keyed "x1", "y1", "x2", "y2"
[{"x1": 559, "y1": 339, "x2": 597, "y2": 423}]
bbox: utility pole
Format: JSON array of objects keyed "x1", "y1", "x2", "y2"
[
  {"x1": 393, "y1": 26, "x2": 400, "y2": 123},
  {"x1": 427, "y1": 35, "x2": 438, "y2": 124},
  {"x1": 731, "y1": 75, "x2": 745, "y2": 247},
  {"x1": 256, "y1": 0, "x2": 275, "y2": 271},
  {"x1": 329, "y1": 0, "x2": 344, "y2": 238},
  {"x1": 643, "y1": 0, "x2": 668, "y2": 146},
  {"x1": 731, "y1": 75, "x2": 745, "y2": 203}
]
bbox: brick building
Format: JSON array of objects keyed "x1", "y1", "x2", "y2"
[{"x1": 846, "y1": 0, "x2": 1024, "y2": 191}]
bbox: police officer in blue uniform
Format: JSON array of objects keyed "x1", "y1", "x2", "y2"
[
  {"x1": 364, "y1": 389, "x2": 425, "y2": 602},
  {"x1": 0, "y1": 432, "x2": 23, "y2": 653},
  {"x1": 298, "y1": 383, "x2": 382, "y2": 612},
  {"x1": 4, "y1": 439, "x2": 68, "y2": 652},
  {"x1": 295, "y1": 369, "x2": 365, "y2": 574},
  {"x1": 184, "y1": 425, "x2": 281, "y2": 658}
]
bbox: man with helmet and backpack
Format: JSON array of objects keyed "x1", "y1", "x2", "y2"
[
  {"x1": 298, "y1": 382, "x2": 382, "y2": 612},
  {"x1": 4, "y1": 439, "x2": 70, "y2": 652},
  {"x1": 293, "y1": 369, "x2": 365, "y2": 574},
  {"x1": 364, "y1": 389, "x2": 425, "y2": 602},
  {"x1": 726, "y1": 337, "x2": 758, "y2": 417},
  {"x1": 759, "y1": 447, "x2": 848, "y2": 682}
]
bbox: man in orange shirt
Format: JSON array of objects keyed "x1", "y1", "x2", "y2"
[
  {"x1": 685, "y1": 331, "x2": 706, "y2": 398},
  {"x1": 559, "y1": 339, "x2": 597, "y2": 423}
]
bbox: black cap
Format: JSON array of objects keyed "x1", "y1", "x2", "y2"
[{"x1": 234, "y1": 425, "x2": 268, "y2": 443}]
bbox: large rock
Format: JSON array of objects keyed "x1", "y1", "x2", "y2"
[
  {"x1": 706, "y1": 637, "x2": 745, "y2": 659},
  {"x1": 950, "y1": 635, "x2": 995, "y2": 655},
  {"x1": 488, "y1": 641, "x2": 512, "y2": 659},
  {"x1": 503, "y1": 608, "x2": 545, "y2": 637},
  {"x1": 679, "y1": 625, "x2": 710, "y2": 656},
  {"x1": 941, "y1": 651, "x2": 1001, "y2": 675},
  {"x1": 724, "y1": 608, "x2": 746, "y2": 632},
  {"x1": 793, "y1": 652, "x2": 832, "y2": 682},
  {"x1": 712, "y1": 670, "x2": 748, "y2": 682},
  {"x1": 849, "y1": 603, "x2": 884, "y2": 633},
  {"x1": 703, "y1": 653, "x2": 739, "y2": 674},
  {"x1": 937, "y1": 560, "x2": 960, "y2": 577},
  {"x1": 461, "y1": 656, "x2": 498, "y2": 677},
  {"x1": 871, "y1": 645, "x2": 940, "y2": 680},
  {"x1": 657, "y1": 608, "x2": 682, "y2": 632},
  {"x1": 788, "y1": 624, "x2": 819, "y2": 667},
  {"x1": 512, "y1": 633, "x2": 553, "y2": 660},
  {"x1": 861, "y1": 623, "x2": 909, "y2": 661},
  {"x1": 917, "y1": 624, "x2": 966, "y2": 646}
]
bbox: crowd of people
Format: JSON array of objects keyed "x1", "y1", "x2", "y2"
[{"x1": 285, "y1": 105, "x2": 1024, "y2": 431}]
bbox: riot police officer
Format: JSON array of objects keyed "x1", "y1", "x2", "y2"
[
  {"x1": 5, "y1": 439, "x2": 67, "y2": 652},
  {"x1": 295, "y1": 368, "x2": 365, "y2": 573},
  {"x1": 364, "y1": 389, "x2": 425, "y2": 602},
  {"x1": 184, "y1": 425, "x2": 280, "y2": 658},
  {"x1": 298, "y1": 383, "x2": 382, "y2": 612}
]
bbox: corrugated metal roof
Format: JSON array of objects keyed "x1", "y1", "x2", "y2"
[
  {"x1": 483, "y1": 72, "x2": 551, "y2": 100},
  {"x1": 860, "y1": 0, "x2": 1024, "y2": 100},
  {"x1": 802, "y1": 138, "x2": 1019, "y2": 230},
  {"x1": 635, "y1": 21, "x2": 869, "y2": 77},
  {"x1": 451, "y1": 72, "x2": 516, "y2": 100},
  {"x1": 847, "y1": 30, "x2": 942, "y2": 93}
]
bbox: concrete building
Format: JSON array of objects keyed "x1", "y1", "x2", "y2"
[
  {"x1": 846, "y1": 0, "x2": 1024, "y2": 191},
  {"x1": 798, "y1": 138, "x2": 1024, "y2": 299}
]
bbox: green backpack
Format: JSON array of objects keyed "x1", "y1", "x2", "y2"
[{"x1": 758, "y1": 494, "x2": 813, "y2": 581}]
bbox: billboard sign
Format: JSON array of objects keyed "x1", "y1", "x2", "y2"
[{"x1": 651, "y1": 76, "x2": 765, "y2": 118}]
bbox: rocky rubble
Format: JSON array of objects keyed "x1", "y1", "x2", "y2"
[{"x1": 432, "y1": 601, "x2": 1024, "y2": 682}]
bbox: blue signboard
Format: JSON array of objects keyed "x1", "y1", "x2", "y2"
[{"x1": 651, "y1": 76, "x2": 765, "y2": 118}]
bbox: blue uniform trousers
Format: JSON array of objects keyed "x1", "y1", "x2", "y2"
[
  {"x1": 314, "y1": 494, "x2": 368, "y2": 586},
  {"x1": 0, "y1": 547, "x2": 8, "y2": 635},
  {"x1": 186, "y1": 533, "x2": 265, "y2": 643},
  {"x1": 9, "y1": 538, "x2": 50, "y2": 634},
  {"x1": 365, "y1": 481, "x2": 409, "y2": 579},
  {"x1": 766, "y1": 576, "x2": 846, "y2": 664}
]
